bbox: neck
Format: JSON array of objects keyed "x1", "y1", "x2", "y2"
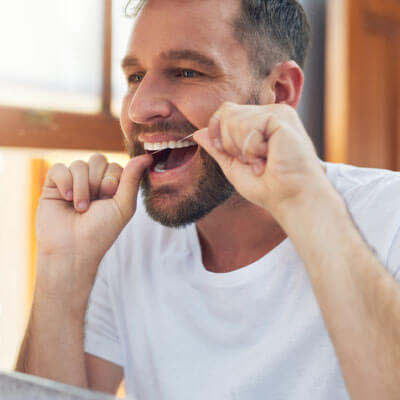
[{"x1": 196, "y1": 194, "x2": 287, "y2": 273}]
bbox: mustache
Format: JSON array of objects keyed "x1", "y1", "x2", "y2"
[{"x1": 132, "y1": 120, "x2": 199, "y2": 136}]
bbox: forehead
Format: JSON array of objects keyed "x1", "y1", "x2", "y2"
[{"x1": 126, "y1": 0, "x2": 246, "y2": 67}]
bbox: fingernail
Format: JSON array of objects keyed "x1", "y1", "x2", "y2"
[
  {"x1": 77, "y1": 201, "x2": 88, "y2": 211},
  {"x1": 66, "y1": 190, "x2": 73, "y2": 200}
]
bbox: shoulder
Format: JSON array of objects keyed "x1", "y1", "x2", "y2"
[
  {"x1": 327, "y1": 162, "x2": 400, "y2": 205},
  {"x1": 326, "y1": 163, "x2": 400, "y2": 263}
]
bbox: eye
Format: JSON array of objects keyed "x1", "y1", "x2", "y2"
[
  {"x1": 127, "y1": 73, "x2": 144, "y2": 85},
  {"x1": 176, "y1": 69, "x2": 202, "y2": 78}
]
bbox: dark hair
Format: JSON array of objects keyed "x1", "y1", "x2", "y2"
[{"x1": 125, "y1": 0, "x2": 311, "y2": 77}]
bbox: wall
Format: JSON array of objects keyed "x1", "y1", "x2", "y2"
[
  {"x1": 298, "y1": 0, "x2": 327, "y2": 157},
  {"x1": 0, "y1": 150, "x2": 30, "y2": 371}
]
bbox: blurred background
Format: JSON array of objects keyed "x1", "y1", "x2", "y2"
[{"x1": 0, "y1": 0, "x2": 399, "y2": 391}]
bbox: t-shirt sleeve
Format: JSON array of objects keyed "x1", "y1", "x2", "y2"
[
  {"x1": 386, "y1": 224, "x2": 400, "y2": 283},
  {"x1": 84, "y1": 249, "x2": 124, "y2": 367}
]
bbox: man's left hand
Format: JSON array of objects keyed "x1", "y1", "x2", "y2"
[{"x1": 194, "y1": 102, "x2": 332, "y2": 218}]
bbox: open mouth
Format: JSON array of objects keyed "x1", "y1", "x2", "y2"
[{"x1": 147, "y1": 143, "x2": 198, "y2": 173}]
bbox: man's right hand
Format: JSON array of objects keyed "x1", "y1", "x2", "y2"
[{"x1": 35, "y1": 152, "x2": 152, "y2": 297}]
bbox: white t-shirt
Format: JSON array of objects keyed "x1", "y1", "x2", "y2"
[{"x1": 84, "y1": 163, "x2": 400, "y2": 400}]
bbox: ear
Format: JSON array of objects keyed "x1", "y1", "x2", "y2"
[{"x1": 267, "y1": 61, "x2": 304, "y2": 109}]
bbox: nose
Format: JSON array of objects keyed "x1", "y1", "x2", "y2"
[{"x1": 127, "y1": 72, "x2": 173, "y2": 124}]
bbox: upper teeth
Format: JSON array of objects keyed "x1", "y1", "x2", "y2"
[{"x1": 144, "y1": 140, "x2": 196, "y2": 151}]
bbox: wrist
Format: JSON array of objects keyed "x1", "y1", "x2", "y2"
[
  {"x1": 273, "y1": 182, "x2": 348, "y2": 235},
  {"x1": 33, "y1": 285, "x2": 89, "y2": 323},
  {"x1": 35, "y1": 252, "x2": 99, "y2": 310},
  {"x1": 272, "y1": 184, "x2": 360, "y2": 282}
]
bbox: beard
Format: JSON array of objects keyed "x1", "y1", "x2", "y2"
[
  {"x1": 128, "y1": 133, "x2": 235, "y2": 228},
  {"x1": 125, "y1": 93, "x2": 260, "y2": 228}
]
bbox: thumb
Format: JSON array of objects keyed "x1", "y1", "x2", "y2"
[
  {"x1": 193, "y1": 128, "x2": 232, "y2": 172},
  {"x1": 113, "y1": 154, "x2": 153, "y2": 218}
]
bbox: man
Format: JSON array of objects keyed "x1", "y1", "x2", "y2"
[{"x1": 16, "y1": 0, "x2": 400, "y2": 399}]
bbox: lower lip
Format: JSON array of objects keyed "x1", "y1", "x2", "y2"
[{"x1": 148, "y1": 146, "x2": 200, "y2": 183}]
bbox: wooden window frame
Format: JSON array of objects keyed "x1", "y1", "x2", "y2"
[
  {"x1": 0, "y1": 0, "x2": 124, "y2": 152},
  {"x1": 325, "y1": 0, "x2": 400, "y2": 169}
]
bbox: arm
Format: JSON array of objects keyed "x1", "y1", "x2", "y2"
[
  {"x1": 16, "y1": 254, "x2": 91, "y2": 388},
  {"x1": 86, "y1": 354, "x2": 123, "y2": 394},
  {"x1": 16, "y1": 154, "x2": 152, "y2": 393},
  {"x1": 278, "y1": 183, "x2": 400, "y2": 399},
  {"x1": 16, "y1": 255, "x2": 123, "y2": 393},
  {"x1": 195, "y1": 101, "x2": 400, "y2": 399}
]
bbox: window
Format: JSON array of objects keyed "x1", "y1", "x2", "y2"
[
  {"x1": 0, "y1": 0, "x2": 133, "y2": 152},
  {"x1": 0, "y1": 0, "x2": 132, "y2": 375}
]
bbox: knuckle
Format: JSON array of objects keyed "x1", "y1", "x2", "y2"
[
  {"x1": 70, "y1": 160, "x2": 87, "y2": 170},
  {"x1": 220, "y1": 101, "x2": 235, "y2": 117},
  {"x1": 89, "y1": 153, "x2": 107, "y2": 165},
  {"x1": 222, "y1": 101, "x2": 236, "y2": 109},
  {"x1": 218, "y1": 102, "x2": 230, "y2": 119},
  {"x1": 108, "y1": 162, "x2": 122, "y2": 172},
  {"x1": 220, "y1": 101, "x2": 230, "y2": 110},
  {"x1": 48, "y1": 164, "x2": 71, "y2": 186},
  {"x1": 50, "y1": 163, "x2": 67, "y2": 175}
]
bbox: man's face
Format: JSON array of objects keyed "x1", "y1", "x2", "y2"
[{"x1": 120, "y1": 0, "x2": 260, "y2": 227}]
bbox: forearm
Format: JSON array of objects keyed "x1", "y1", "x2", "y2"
[
  {"x1": 277, "y1": 187, "x2": 400, "y2": 400},
  {"x1": 16, "y1": 255, "x2": 95, "y2": 389}
]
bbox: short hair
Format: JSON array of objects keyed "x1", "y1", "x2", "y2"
[{"x1": 125, "y1": 0, "x2": 311, "y2": 77}]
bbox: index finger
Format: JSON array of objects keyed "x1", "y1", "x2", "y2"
[{"x1": 43, "y1": 163, "x2": 73, "y2": 201}]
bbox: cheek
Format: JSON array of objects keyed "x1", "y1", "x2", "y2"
[{"x1": 174, "y1": 86, "x2": 228, "y2": 129}]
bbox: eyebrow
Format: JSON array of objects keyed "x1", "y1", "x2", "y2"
[
  {"x1": 161, "y1": 49, "x2": 219, "y2": 70},
  {"x1": 121, "y1": 49, "x2": 220, "y2": 71},
  {"x1": 121, "y1": 55, "x2": 140, "y2": 69}
]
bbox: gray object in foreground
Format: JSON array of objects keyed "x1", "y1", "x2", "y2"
[{"x1": 0, "y1": 371, "x2": 128, "y2": 400}]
